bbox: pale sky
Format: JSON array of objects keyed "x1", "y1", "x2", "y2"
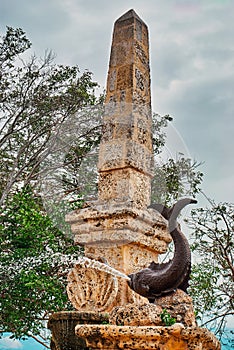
[{"x1": 1, "y1": 0, "x2": 234, "y2": 205}]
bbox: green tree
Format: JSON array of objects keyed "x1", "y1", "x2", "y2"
[
  {"x1": 0, "y1": 26, "x2": 101, "y2": 348},
  {"x1": 151, "y1": 155, "x2": 202, "y2": 205},
  {"x1": 187, "y1": 200, "x2": 234, "y2": 344},
  {"x1": 0, "y1": 26, "x2": 101, "y2": 207},
  {"x1": 0, "y1": 187, "x2": 82, "y2": 348}
]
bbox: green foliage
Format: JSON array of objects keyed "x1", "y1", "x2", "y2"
[
  {"x1": 0, "y1": 26, "x2": 99, "y2": 345},
  {"x1": 0, "y1": 26, "x2": 31, "y2": 66},
  {"x1": 152, "y1": 157, "x2": 203, "y2": 206},
  {"x1": 0, "y1": 26, "x2": 100, "y2": 206},
  {"x1": 0, "y1": 187, "x2": 81, "y2": 340},
  {"x1": 152, "y1": 113, "x2": 173, "y2": 155},
  {"x1": 160, "y1": 309, "x2": 176, "y2": 326},
  {"x1": 150, "y1": 113, "x2": 203, "y2": 206},
  {"x1": 187, "y1": 202, "x2": 234, "y2": 338}
]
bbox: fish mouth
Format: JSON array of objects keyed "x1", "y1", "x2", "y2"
[
  {"x1": 127, "y1": 274, "x2": 133, "y2": 288},
  {"x1": 190, "y1": 199, "x2": 197, "y2": 204}
]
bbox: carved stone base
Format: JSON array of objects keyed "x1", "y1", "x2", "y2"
[
  {"x1": 155, "y1": 289, "x2": 197, "y2": 327},
  {"x1": 75, "y1": 324, "x2": 221, "y2": 350},
  {"x1": 66, "y1": 201, "x2": 171, "y2": 275},
  {"x1": 109, "y1": 290, "x2": 196, "y2": 327},
  {"x1": 74, "y1": 290, "x2": 220, "y2": 349},
  {"x1": 65, "y1": 201, "x2": 170, "y2": 307},
  {"x1": 48, "y1": 311, "x2": 109, "y2": 350}
]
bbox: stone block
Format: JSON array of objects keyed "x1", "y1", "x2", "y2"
[
  {"x1": 97, "y1": 168, "x2": 152, "y2": 207},
  {"x1": 109, "y1": 42, "x2": 134, "y2": 67},
  {"x1": 75, "y1": 324, "x2": 221, "y2": 350},
  {"x1": 135, "y1": 41, "x2": 149, "y2": 67},
  {"x1": 109, "y1": 290, "x2": 196, "y2": 328},
  {"x1": 117, "y1": 65, "x2": 133, "y2": 90},
  {"x1": 113, "y1": 24, "x2": 134, "y2": 44},
  {"x1": 98, "y1": 142, "x2": 154, "y2": 177},
  {"x1": 66, "y1": 202, "x2": 171, "y2": 273}
]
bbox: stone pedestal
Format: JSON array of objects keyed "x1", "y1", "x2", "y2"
[
  {"x1": 66, "y1": 202, "x2": 170, "y2": 272},
  {"x1": 75, "y1": 324, "x2": 221, "y2": 350},
  {"x1": 48, "y1": 311, "x2": 108, "y2": 350},
  {"x1": 66, "y1": 202, "x2": 171, "y2": 306},
  {"x1": 73, "y1": 291, "x2": 219, "y2": 350}
]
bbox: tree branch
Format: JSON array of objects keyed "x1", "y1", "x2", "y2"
[{"x1": 28, "y1": 333, "x2": 50, "y2": 349}]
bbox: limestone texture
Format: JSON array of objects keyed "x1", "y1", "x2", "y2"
[
  {"x1": 98, "y1": 7, "x2": 154, "y2": 208},
  {"x1": 109, "y1": 303, "x2": 163, "y2": 326},
  {"x1": 66, "y1": 201, "x2": 171, "y2": 307},
  {"x1": 75, "y1": 324, "x2": 221, "y2": 350},
  {"x1": 155, "y1": 289, "x2": 197, "y2": 327},
  {"x1": 48, "y1": 311, "x2": 108, "y2": 350},
  {"x1": 67, "y1": 260, "x2": 118, "y2": 312},
  {"x1": 66, "y1": 256, "x2": 146, "y2": 311},
  {"x1": 109, "y1": 290, "x2": 196, "y2": 327}
]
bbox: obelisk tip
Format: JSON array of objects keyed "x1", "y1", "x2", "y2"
[{"x1": 115, "y1": 9, "x2": 145, "y2": 25}]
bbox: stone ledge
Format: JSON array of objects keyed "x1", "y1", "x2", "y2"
[
  {"x1": 73, "y1": 230, "x2": 169, "y2": 253},
  {"x1": 75, "y1": 324, "x2": 221, "y2": 350},
  {"x1": 66, "y1": 202, "x2": 171, "y2": 252},
  {"x1": 48, "y1": 311, "x2": 109, "y2": 324},
  {"x1": 66, "y1": 201, "x2": 166, "y2": 225}
]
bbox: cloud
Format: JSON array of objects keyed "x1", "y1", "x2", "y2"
[{"x1": 0, "y1": 336, "x2": 23, "y2": 349}]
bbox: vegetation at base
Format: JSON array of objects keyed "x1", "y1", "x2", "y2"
[
  {"x1": 0, "y1": 187, "x2": 81, "y2": 343},
  {"x1": 160, "y1": 309, "x2": 176, "y2": 326}
]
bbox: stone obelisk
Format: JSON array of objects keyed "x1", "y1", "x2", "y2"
[
  {"x1": 66, "y1": 9, "x2": 171, "y2": 306},
  {"x1": 98, "y1": 9, "x2": 153, "y2": 209}
]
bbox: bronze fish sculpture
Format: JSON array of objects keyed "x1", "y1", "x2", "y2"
[{"x1": 128, "y1": 198, "x2": 197, "y2": 302}]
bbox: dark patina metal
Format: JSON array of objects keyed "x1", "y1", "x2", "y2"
[{"x1": 128, "y1": 198, "x2": 197, "y2": 302}]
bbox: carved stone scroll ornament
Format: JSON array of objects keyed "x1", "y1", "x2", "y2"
[
  {"x1": 67, "y1": 257, "x2": 130, "y2": 312},
  {"x1": 67, "y1": 257, "x2": 119, "y2": 312},
  {"x1": 127, "y1": 198, "x2": 197, "y2": 302}
]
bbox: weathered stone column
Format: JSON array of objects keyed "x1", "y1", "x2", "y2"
[
  {"x1": 66, "y1": 9, "x2": 171, "y2": 307},
  {"x1": 98, "y1": 9, "x2": 153, "y2": 209}
]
